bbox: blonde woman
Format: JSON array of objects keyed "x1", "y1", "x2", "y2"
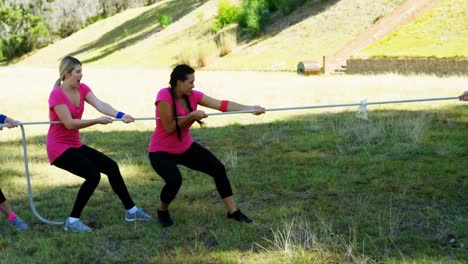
[{"x1": 47, "y1": 56, "x2": 151, "y2": 232}]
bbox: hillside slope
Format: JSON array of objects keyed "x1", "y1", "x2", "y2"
[
  {"x1": 14, "y1": 0, "x2": 424, "y2": 70},
  {"x1": 355, "y1": 0, "x2": 468, "y2": 58}
]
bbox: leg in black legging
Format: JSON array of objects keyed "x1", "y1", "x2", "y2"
[
  {"x1": 0, "y1": 189, "x2": 5, "y2": 204},
  {"x1": 78, "y1": 145, "x2": 134, "y2": 210},
  {"x1": 53, "y1": 145, "x2": 135, "y2": 218},
  {"x1": 53, "y1": 147, "x2": 102, "y2": 218},
  {"x1": 178, "y1": 142, "x2": 233, "y2": 199},
  {"x1": 149, "y1": 152, "x2": 182, "y2": 204}
]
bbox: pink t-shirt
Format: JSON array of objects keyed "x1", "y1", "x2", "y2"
[
  {"x1": 148, "y1": 88, "x2": 204, "y2": 154},
  {"x1": 46, "y1": 83, "x2": 92, "y2": 164}
]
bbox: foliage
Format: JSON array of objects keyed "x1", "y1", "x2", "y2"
[
  {"x1": 214, "y1": 0, "x2": 311, "y2": 36},
  {"x1": 57, "y1": 16, "x2": 83, "y2": 38},
  {"x1": 0, "y1": 3, "x2": 50, "y2": 61},
  {"x1": 217, "y1": 31, "x2": 237, "y2": 57},
  {"x1": 156, "y1": 14, "x2": 173, "y2": 29},
  {"x1": 212, "y1": 0, "x2": 241, "y2": 32},
  {"x1": 0, "y1": 0, "x2": 161, "y2": 61},
  {"x1": 237, "y1": 0, "x2": 271, "y2": 36},
  {"x1": 267, "y1": 0, "x2": 308, "y2": 15}
]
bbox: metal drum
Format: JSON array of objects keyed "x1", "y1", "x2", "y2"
[{"x1": 297, "y1": 61, "x2": 321, "y2": 75}]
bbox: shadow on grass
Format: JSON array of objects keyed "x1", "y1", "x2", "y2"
[
  {"x1": 68, "y1": 0, "x2": 209, "y2": 63},
  {"x1": 1, "y1": 107, "x2": 467, "y2": 262}
]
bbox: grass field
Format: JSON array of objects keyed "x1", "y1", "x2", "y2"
[{"x1": 0, "y1": 68, "x2": 467, "y2": 263}]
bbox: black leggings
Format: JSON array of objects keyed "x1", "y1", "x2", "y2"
[
  {"x1": 0, "y1": 189, "x2": 6, "y2": 204},
  {"x1": 149, "y1": 142, "x2": 233, "y2": 204},
  {"x1": 53, "y1": 145, "x2": 135, "y2": 218}
]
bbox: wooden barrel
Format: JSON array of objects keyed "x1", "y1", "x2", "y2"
[{"x1": 297, "y1": 61, "x2": 321, "y2": 75}]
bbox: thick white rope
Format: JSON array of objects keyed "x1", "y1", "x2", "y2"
[{"x1": 1, "y1": 96, "x2": 459, "y2": 225}]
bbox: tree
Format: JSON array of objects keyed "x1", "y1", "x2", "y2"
[{"x1": 0, "y1": 2, "x2": 49, "y2": 61}]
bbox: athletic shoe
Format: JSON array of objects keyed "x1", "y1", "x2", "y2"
[
  {"x1": 157, "y1": 209, "x2": 174, "y2": 227},
  {"x1": 125, "y1": 208, "x2": 153, "y2": 222},
  {"x1": 9, "y1": 215, "x2": 28, "y2": 231},
  {"x1": 227, "y1": 209, "x2": 252, "y2": 223},
  {"x1": 64, "y1": 217, "x2": 92, "y2": 232}
]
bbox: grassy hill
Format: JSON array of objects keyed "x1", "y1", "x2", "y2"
[
  {"x1": 11, "y1": 0, "x2": 468, "y2": 70},
  {"x1": 15, "y1": 0, "x2": 405, "y2": 71},
  {"x1": 355, "y1": 0, "x2": 468, "y2": 58}
]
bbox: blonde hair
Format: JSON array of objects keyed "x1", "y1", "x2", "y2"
[{"x1": 53, "y1": 56, "x2": 82, "y2": 88}]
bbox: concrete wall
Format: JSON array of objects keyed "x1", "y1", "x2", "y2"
[{"x1": 346, "y1": 58, "x2": 468, "y2": 75}]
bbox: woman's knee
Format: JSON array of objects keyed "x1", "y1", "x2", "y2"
[
  {"x1": 210, "y1": 161, "x2": 227, "y2": 176},
  {"x1": 165, "y1": 175, "x2": 182, "y2": 189},
  {"x1": 86, "y1": 171, "x2": 101, "y2": 186},
  {"x1": 102, "y1": 159, "x2": 121, "y2": 175}
]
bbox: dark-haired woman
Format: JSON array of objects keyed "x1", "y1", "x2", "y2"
[{"x1": 148, "y1": 64, "x2": 265, "y2": 227}]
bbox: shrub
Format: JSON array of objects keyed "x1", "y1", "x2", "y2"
[
  {"x1": 268, "y1": 0, "x2": 308, "y2": 15},
  {"x1": 196, "y1": 40, "x2": 218, "y2": 68},
  {"x1": 217, "y1": 31, "x2": 237, "y2": 57},
  {"x1": 0, "y1": 4, "x2": 50, "y2": 61},
  {"x1": 213, "y1": 0, "x2": 241, "y2": 32},
  {"x1": 237, "y1": 0, "x2": 271, "y2": 36},
  {"x1": 58, "y1": 16, "x2": 84, "y2": 38},
  {"x1": 156, "y1": 14, "x2": 173, "y2": 29}
]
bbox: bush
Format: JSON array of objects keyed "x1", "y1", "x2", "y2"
[
  {"x1": 268, "y1": 0, "x2": 308, "y2": 15},
  {"x1": 213, "y1": 0, "x2": 241, "y2": 32},
  {"x1": 156, "y1": 14, "x2": 173, "y2": 29},
  {"x1": 196, "y1": 40, "x2": 218, "y2": 68},
  {"x1": 58, "y1": 16, "x2": 84, "y2": 38},
  {"x1": 177, "y1": 40, "x2": 219, "y2": 68},
  {"x1": 237, "y1": 0, "x2": 271, "y2": 36},
  {"x1": 217, "y1": 31, "x2": 237, "y2": 57},
  {"x1": 0, "y1": 4, "x2": 50, "y2": 61}
]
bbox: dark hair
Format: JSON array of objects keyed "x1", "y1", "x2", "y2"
[{"x1": 169, "y1": 64, "x2": 203, "y2": 140}]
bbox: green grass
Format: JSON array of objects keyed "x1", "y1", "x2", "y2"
[
  {"x1": 1, "y1": 107, "x2": 467, "y2": 263},
  {"x1": 356, "y1": 0, "x2": 468, "y2": 58},
  {"x1": 0, "y1": 69, "x2": 467, "y2": 262}
]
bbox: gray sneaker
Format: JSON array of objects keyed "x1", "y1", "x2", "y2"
[
  {"x1": 125, "y1": 208, "x2": 152, "y2": 222},
  {"x1": 9, "y1": 215, "x2": 28, "y2": 231},
  {"x1": 64, "y1": 218, "x2": 92, "y2": 232}
]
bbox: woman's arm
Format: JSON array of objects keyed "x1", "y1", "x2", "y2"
[
  {"x1": 199, "y1": 95, "x2": 265, "y2": 115},
  {"x1": 459, "y1": 91, "x2": 468, "y2": 101},
  {"x1": 54, "y1": 104, "x2": 113, "y2": 130},
  {"x1": 85, "y1": 92, "x2": 134, "y2": 123},
  {"x1": 158, "y1": 101, "x2": 207, "y2": 134}
]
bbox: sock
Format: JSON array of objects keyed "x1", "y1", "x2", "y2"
[
  {"x1": 68, "y1": 217, "x2": 80, "y2": 224},
  {"x1": 127, "y1": 206, "x2": 138, "y2": 214},
  {"x1": 7, "y1": 213, "x2": 17, "y2": 222}
]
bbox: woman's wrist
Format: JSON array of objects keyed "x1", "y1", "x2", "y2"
[
  {"x1": 219, "y1": 100, "x2": 229, "y2": 112},
  {"x1": 0, "y1": 114, "x2": 6, "y2": 124},
  {"x1": 116, "y1": 111, "x2": 125, "y2": 119}
]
